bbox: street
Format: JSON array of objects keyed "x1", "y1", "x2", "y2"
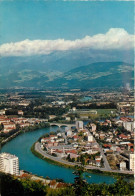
[{"x1": 35, "y1": 142, "x2": 134, "y2": 175}]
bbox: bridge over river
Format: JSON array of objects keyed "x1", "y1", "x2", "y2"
[{"x1": 50, "y1": 123, "x2": 76, "y2": 129}]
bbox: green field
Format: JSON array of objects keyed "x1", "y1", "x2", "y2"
[
  {"x1": 94, "y1": 109, "x2": 117, "y2": 115},
  {"x1": 78, "y1": 109, "x2": 117, "y2": 119}
]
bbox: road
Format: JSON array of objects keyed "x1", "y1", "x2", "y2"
[
  {"x1": 85, "y1": 126, "x2": 112, "y2": 171},
  {"x1": 62, "y1": 132, "x2": 68, "y2": 145},
  {"x1": 35, "y1": 142, "x2": 134, "y2": 175},
  {"x1": 99, "y1": 145, "x2": 112, "y2": 171},
  {"x1": 35, "y1": 142, "x2": 77, "y2": 167}
]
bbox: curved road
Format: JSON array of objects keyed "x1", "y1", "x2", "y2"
[
  {"x1": 35, "y1": 142, "x2": 134, "y2": 175},
  {"x1": 35, "y1": 142, "x2": 77, "y2": 167}
]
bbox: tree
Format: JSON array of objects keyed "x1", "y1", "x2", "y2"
[
  {"x1": 80, "y1": 155, "x2": 85, "y2": 166},
  {"x1": 21, "y1": 178, "x2": 47, "y2": 196},
  {"x1": 73, "y1": 166, "x2": 88, "y2": 196},
  {"x1": 71, "y1": 158, "x2": 75, "y2": 162},
  {"x1": 67, "y1": 154, "x2": 71, "y2": 161},
  {"x1": 0, "y1": 123, "x2": 4, "y2": 131},
  {"x1": 77, "y1": 156, "x2": 80, "y2": 162}
]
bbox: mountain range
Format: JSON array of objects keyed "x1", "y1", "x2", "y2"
[{"x1": 0, "y1": 50, "x2": 133, "y2": 89}]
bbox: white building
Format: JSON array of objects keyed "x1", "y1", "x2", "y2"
[
  {"x1": 0, "y1": 110, "x2": 6, "y2": 115},
  {"x1": 88, "y1": 135, "x2": 94, "y2": 142},
  {"x1": 129, "y1": 153, "x2": 134, "y2": 171},
  {"x1": 90, "y1": 123, "x2": 96, "y2": 132},
  {"x1": 66, "y1": 130, "x2": 72, "y2": 137},
  {"x1": 120, "y1": 161, "x2": 126, "y2": 171},
  {"x1": 72, "y1": 107, "x2": 76, "y2": 112},
  {"x1": 65, "y1": 117, "x2": 71, "y2": 121},
  {"x1": 123, "y1": 121, "x2": 134, "y2": 132},
  {"x1": 0, "y1": 153, "x2": 19, "y2": 176},
  {"x1": 89, "y1": 110, "x2": 97, "y2": 115},
  {"x1": 18, "y1": 110, "x2": 24, "y2": 116},
  {"x1": 76, "y1": 121, "x2": 83, "y2": 130}
]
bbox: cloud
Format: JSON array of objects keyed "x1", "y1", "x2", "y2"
[{"x1": 0, "y1": 28, "x2": 134, "y2": 56}]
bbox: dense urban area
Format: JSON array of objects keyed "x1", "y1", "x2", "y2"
[{"x1": 0, "y1": 88, "x2": 134, "y2": 195}]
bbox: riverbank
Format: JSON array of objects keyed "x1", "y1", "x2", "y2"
[
  {"x1": 0, "y1": 122, "x2": 50, "y2": 148},
  {"x1": 31, "y1": 143, "x2": 75, "y2": 169},
  {"x1": 0, "y1": 125, "x2": 130, "y2": 184},
  {"x1": 0, "y1": 130, "x2": 22, "y2": 148},
  {"x1": 31, "y1": 142, "x2": 134, "y2": 180},
  {"x1": 0, "y1": 170, "x2": 134, "y2": 196}
]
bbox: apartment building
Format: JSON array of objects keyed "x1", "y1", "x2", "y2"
[{"x1": 0, "y1": 153, "x2": 19, "y2": 175}]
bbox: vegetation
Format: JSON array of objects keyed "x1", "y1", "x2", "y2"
[
  {"x1": 0, "y1": 166, "x2": 134, "y2": 196},
  {"x1": 0, "y1": 172, "x2": 47, "y2": 196},
  {"x1": 0, "y1": 129, "x2": 19, "y2": 139},
  {"x1": 0, "y1": 124, "x2": 4, "y2": 131},
  {"x1": 24, "y1": 105, "x2": 68, "y2": 119},
  {"x1": 0, "y1": 129, "x2": 22, "y2": 147},
  {"x1": 96, "y1": 122, "x2": 130, "y2": 135},
  {"x1": 73, "y1": 166, "x2": 88, "y2": 196},
  {"x1": 0, "y1": 122, "x2": 50, "y2": 146},
  {"x1": 77, "y1": 152, "x2": 101, "y2": 166},
  {"x1": 21, "y1": 122, "x2": 50, "y2": 132},
  {"x1": 5, "y1": 109, "x2": 18, "y2": 116},
  {"x1": 70, "y1": 102, "x2": 117, "y2": 110}
]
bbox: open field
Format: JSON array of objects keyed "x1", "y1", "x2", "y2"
[
  {"x1": 78, "y1": 109, "x2": 117, "y2": 119},
  {"x1": 94, "y1": 109, "x2": 117, "y2": 115}
]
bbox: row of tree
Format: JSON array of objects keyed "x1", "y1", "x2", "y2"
[{"x1": 70, "y1": 102, "x2": 117, "y2": 109}]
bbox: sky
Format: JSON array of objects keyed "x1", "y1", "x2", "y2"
[{"x1": 0, "y1": 0, "x2": 134, "y2": 56}]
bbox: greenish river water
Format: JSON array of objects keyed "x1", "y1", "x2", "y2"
[{"x1": 0, "y1": 126, "x2": 115, "y2": 184}]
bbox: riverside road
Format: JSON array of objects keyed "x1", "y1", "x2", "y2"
[{"x1": 35, "y1": 142, "x2": 134, "y2": 175}]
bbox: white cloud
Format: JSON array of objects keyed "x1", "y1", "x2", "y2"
[{"x1": 0, "y1": 28, "x2": 134, "y2": 56}]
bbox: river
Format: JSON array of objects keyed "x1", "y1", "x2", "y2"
[{"x1": 0, "y1": 126, "x2": 115, "y2": 184}]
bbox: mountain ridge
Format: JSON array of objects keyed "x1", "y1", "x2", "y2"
[
  {"x1": 47, "y1": 61, "x2": 133, "y2": 88},
  {"x1": 0, "y1": 61, "x2": 133, "y2": 89}
]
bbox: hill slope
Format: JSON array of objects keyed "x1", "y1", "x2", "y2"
[
  {"x1": 0, "y1": 61, "x2": 133, "y2": 89},
  {"x1": 48, "y1": 62, "x2": 134, "y2": 88}
]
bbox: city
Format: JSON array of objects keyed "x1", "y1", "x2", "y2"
[
  {"x1": 0, "y1": 89, "x2": 134, "y2": 181},
  {"x1": 0, "y1": 0, "x2": 134, "y2": 195}
]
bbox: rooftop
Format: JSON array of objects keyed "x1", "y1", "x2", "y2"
[{"x1": 0, "y1": 152, "x2": 18, "y2": 160}]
